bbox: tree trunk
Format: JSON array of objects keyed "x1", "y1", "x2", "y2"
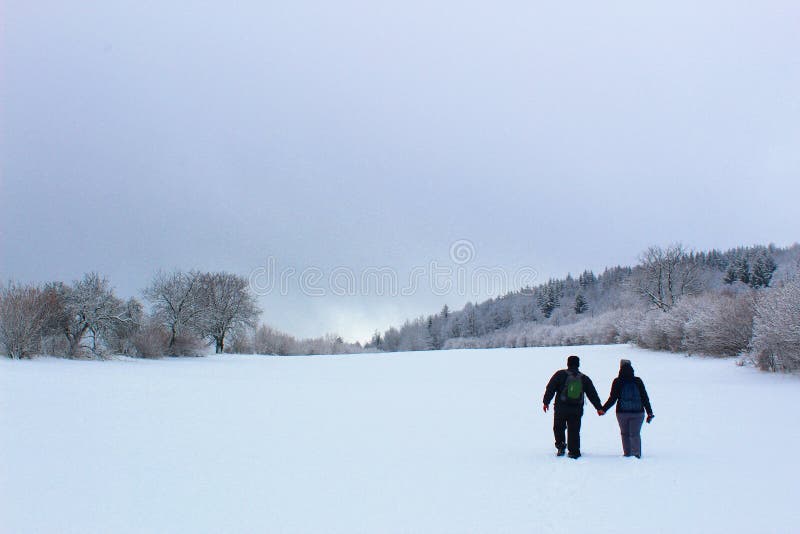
[
  {"x1": 168, "y1": 324, "x2": 177, "y2": 352},
  {"x1": 215, "y1": 336, "x2": 224, "y2": 354},
  {"x1": 66, "y1": 324, "x2": 89, "y2": 357}
]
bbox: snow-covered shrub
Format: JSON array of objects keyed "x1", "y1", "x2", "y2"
[
  {"x1": 584, "y1": 312, "x2": 620, "y2": 344},
  {"x1": 658, "y1": 301, "x2": 691, "y2": 352},
  {"x1": 750, "y1": 278, "x2": 800, "y2": 371},
  {"x1": 614, "y1": 308, "x2": 646, "y2": 344},
  {"x1": 441, "y1": 311, "x2": 623, "y2": 350},
  {"x1": 227, "y1": 327, "x2": 255, "y2": 354},
  {"x1": 169, "y1": 332, "x2": 207, "y2": 356},
  {"x1": 253, "y1": 324, "x2": 298, "y2": 355},
  {"x1": 633, "y1": 311, "x2": 670, "y2": 351},
  {"x1": 131, "y1": 318, "x2": 204, "y2": 357},
  {"x1": 40, "y1": 332, "x2": 70, "y2": 358},
  {"x1": 0, "y1": 283, "x2": 49, "y2": 359},
  {"x1": 132, "y1": 319, "x2": 170, "y2": 358},
  {"x1": 682, "y1": 291, "x2": 755, "y2": 356},
  {"x1": 624, "y1": 291, "x2": 755, "y2": 357}
]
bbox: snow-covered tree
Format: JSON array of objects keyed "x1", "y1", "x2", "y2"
[
  {"x1": 369, "y1": 330, "x2": 382, "y2": 349},
  {"x1": 197, "y1": 272, "x2": 261, "y2": 354},
  {"x1": 724, "y1": 256, "x2": 750, "y2": 285},
  {"x1": 144, "y1": 270, "x2": 206, "y2": 354},
  {"x1": 750, "y1": 250, "x2": 777, "y2": 288},
  {"x1": 537, "y1": 280, "x2": 562, "y2": 318},
  {"x1": 574, "y1": 293, "x2": 588, "y2": 315},
  {"x1": 578, "y1": 270, "x2": 596, "y2": 288},
  {"x1": 462, "y1": 303, "x2": 479, "y2": 337},
  {"x1": 632, "y1": 244, "x2": 703, "y2": 311},
  {"x1": 103, "y1": 297, "x2": 145, "y2": 355},
  {"x1": 45, "y1": 273, "x2": 136, "y2": 358},
  {"x1": 382, "y1": 327, "x2": 401, "y2": 352}
]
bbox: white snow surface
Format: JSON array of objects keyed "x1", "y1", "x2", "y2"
[{"x1": 2, "y1": 345, "x2": 799, "y2": 533}]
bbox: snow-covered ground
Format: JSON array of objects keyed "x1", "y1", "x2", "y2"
[{"x1": 2, "y1": 345, "x2": 798, "y2": 533}]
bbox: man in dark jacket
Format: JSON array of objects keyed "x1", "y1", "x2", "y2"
[
  {"x1": 542, "y1": 355, "x2": 604, "y2": 459},
  {"x1": 601, "y1": 359, "x2": 654, "y2": 458}
]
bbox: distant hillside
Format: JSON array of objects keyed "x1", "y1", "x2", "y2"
[{"x1": 366, "y1": 243, "x2": 800, "y2": 371}]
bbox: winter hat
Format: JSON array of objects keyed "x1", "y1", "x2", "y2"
[
  {"x1": 567, "y1": 355, "x2": 580, "y2": 369},
  {"x1": 619, "y1": 359, "x2": 635, "y2": 378}
]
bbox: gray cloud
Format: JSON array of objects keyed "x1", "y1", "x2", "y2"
[{"x1": 2, "y1": 1, "x2": 799, "y2": 340}]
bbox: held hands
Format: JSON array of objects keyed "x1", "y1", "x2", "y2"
[
  {"x1": 543, "y1": 404, "x2": 549, "y2": 413},
  {"x1": 597, "y1": 409, "x2": 605, "y2": 416}
]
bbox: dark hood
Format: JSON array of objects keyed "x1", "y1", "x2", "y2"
[{"x1": 619, "y1": 363, "x2": 635, "y2": 379}]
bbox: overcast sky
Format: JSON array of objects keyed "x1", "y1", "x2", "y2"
[{"x1": 2, "y1": 1, "x2": 799, "y2": 341}]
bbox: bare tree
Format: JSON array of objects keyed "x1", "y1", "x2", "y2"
[
  {"x1": 41, "y1": 274, "x2": 135, "y2": 358},
  {"x1": 197, "y1": 272, "x2": 260, "y2": 353},
  {"x1": 143, "y1": 270, "x2": 205, "y2": 354},
  {"x1": 43, "y1": 282, "x2": 82, "y2": 356},
  {"x1": 104, "y1": 298, "x2": 145, "y2": 355},
  {"x1": 0, "y1": 283, "x2": 49, "y2": 359},
  {"x1": 632, "y1": 244, "x2": 703, "y2": 311}
]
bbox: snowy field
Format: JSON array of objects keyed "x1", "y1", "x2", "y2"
[{"x1": 2, "y1": 345, "x2": 799, "y2": 534}]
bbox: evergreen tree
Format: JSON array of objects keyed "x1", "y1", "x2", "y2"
[
  {"x1": 724, "y1": 256, "x2": 751, "y2": 285},
  {"x1": 427, "y1": 315, "x2": 441, "y2": 349},
  {"x1": 723, "y1": 264, "x2": 737, "y2": 284},
  {"x1": 537, "y1": 280, "x2": 562, "y2": 319},
  {"x1": 370, "y1": 330, "x2": 382, "y2": 349},
  {"x1": 750, "y1": 252, "x2": 777, "y2": 288},
  {"x1": 574, "y1": 293, "x2": 588, "y2": 314},
  {"x1": 578, "y1": 270, "x2": 596, "y2": 288},
  {"x1": 462, "y1": 303, "x2": 478, "y2": 337}
]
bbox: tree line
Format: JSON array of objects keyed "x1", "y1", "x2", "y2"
[
  {"x1": 364, "y1": 243, "x2": 800, "y2": 372},
  {"x1": 0, "y1": 271, "x2": 260, "y2": 359},
  {"x1": 2, "y1": 243, "x2": 799, "y2": 371},
  {"x1": 0, "y1": 269, "x2": 367, "y2": 360}
]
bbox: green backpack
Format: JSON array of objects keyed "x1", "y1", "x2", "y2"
[{"x1": 561, "y1": 371, "x2": 584, "y2": 404}]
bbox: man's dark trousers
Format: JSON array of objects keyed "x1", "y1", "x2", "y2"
[{"x1": 554, "y1": 413, "x2": 582, "y2": 455}]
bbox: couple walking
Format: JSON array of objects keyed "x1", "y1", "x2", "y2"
[{"x1": 542, "y1": 355, "x2": 654, "y2": 459}]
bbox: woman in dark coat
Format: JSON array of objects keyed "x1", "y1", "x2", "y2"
[{"x1": 601, "y1": 359, "x2": 654, "y2": 458}]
